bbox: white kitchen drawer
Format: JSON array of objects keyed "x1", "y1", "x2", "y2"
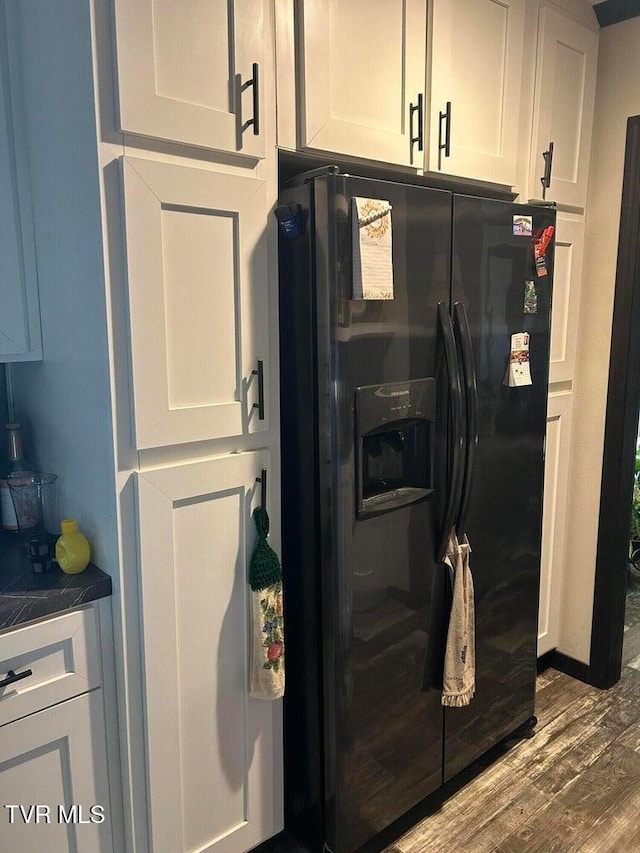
[{"x1": 0, "y1": 606, "x2": 101, "y2": 727}]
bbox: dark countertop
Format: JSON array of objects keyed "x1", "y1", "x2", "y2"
[{"x1": 0, "y1": 533, "x2": 112, "y2": 633}]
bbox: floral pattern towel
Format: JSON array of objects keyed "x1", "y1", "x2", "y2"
[
  {"x1": 250, "y1": 580, "x2": 285, "y2": 699},
  {"x1": 248, "y1": 507, "x2": 284, "y2": 700}
]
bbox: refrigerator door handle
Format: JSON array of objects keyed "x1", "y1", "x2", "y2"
[
  {"x1": 437, "y1": 302, "x2": 465, "y2": 562},
  {"x1": 453, "y1": 302, "x2": 478, "y2": 536}
]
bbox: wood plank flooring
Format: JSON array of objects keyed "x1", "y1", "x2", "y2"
[
  {"x1": 262, "y1": 581, "x2": 640, "y2": 853},
  {"x1": 385, "y1": 666, "x2": 640, "y2": 853},
  {"x1": 261, "y1": 664, "x2": 640, "y2": 853}
]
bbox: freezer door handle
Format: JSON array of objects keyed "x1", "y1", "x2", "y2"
[
  {"x1": 453, "y1": 302, "x2": 478, "y2": 536},
  {"x1": 437, "y1": 302, "x2": 465, "y2": 561}
]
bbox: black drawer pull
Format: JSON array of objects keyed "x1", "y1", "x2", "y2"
[{"x1": 0, "y1": 668, "x2": 33, "y2": 689}]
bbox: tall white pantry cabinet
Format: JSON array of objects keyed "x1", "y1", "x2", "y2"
[{"x1": 107, "y1": 1, "x2": 282, "y2": 852}]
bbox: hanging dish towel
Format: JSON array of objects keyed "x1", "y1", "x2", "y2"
[
  {"x1": 249, "y1": 507, "x2": 285, "y2": 700},
  {"x1": 442, "y1": 531, "x2": 476, "y2": 707}
]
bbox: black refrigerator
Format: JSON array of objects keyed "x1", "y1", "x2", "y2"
[{"x1": 278, "y1": 168, "x2": 554, "y2": 853}]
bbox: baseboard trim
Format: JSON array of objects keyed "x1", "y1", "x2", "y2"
[
  {"x1": 536, "y1": 650, "x2": 555, "y2": 674},
  {"x1": 545, "y1": 650, "x2": 592, "y2": 684}
]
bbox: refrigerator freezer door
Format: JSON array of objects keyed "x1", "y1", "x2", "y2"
[
  {"x1": 280, "y1": 173, "x2": 454, "y2": 853},
  {"x1": 326, "y1": 175, "x2": 453, "y2": 852},
  {"x1": 445, "y1": 196, "x2": 554, "y2": 780}
]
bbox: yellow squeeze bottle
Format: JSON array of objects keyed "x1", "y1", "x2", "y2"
[{"x1": 56, "y1": 519, "x2": 91, "y2": 574}]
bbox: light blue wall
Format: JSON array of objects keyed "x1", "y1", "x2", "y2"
[{"x1": 9, "y1": 0, "x2": 118, "y2": 574}]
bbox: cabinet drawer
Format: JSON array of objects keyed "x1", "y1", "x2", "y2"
[{"x1": 0, "y1": 606, "x2": 101, "y2": 727}]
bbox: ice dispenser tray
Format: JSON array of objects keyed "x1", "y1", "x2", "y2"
[{"x1": 355, "y1": 378, "x2": 436, "y2": 519}]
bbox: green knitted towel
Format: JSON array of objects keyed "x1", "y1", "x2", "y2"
[{"x1": 249, "y1": 508, "x2": 282, "y2": 591}]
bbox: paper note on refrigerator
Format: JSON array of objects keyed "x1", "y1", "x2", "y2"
[
  {"x1": 352, "y1": 197, "x2": 394, "y2": 300},
  {"x1": 504, "y1": 332, "x2": 532, "y2": 387}
]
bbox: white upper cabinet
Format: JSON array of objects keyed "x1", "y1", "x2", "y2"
[
  {"x1": 0, "y1": 4, "x2": 41, "y2": 362},
  {"x1": 528, "y1": 7, "x2": 598, "y2": 208},
  {"x1": 428, "y1": 0, "x2": 526, "y2": 185},
  {"x1": 112, "y1": 0, "x2": 265, "y2": 158},
  {"x1": 121, "y1": 157, "x2": 269, "y2": 449},
  {"x1": 297, "y1": 0, "x2": 427, "y2": 166}
]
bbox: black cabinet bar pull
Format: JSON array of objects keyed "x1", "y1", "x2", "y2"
[
  {"x1": 438, "y1": 101, "x2": 452, "y2": 169},
  {"x1": 409, "y1": 93, "x2": 424, "y2": 161},
  {"x1": 256, "y1": 468, "x2": 267, "y2": 515},
  {"x1": 235, "y1": 62, "x2": 260, "y2": 149},
  {"x1": 540, "y1": 141, "x2": 554, "y2": 199},
  {"x1": 0, "y1": 668, "x2": 33, "y2": 689},
  {"x1": 252, "y1": 359, "x2": 265, "y2": 420}
]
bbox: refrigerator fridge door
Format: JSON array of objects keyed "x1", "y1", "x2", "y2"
[
  {"x1": 279, "y1": 173, "x2": 453, "y2": 853},
  {"x1": 444, "y1": 196, "x2": 554, "y2": 781}
]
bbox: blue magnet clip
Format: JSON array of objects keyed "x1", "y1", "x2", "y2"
[{"x1": 275, "y1": 203, "x2": 303, "y2": 238}]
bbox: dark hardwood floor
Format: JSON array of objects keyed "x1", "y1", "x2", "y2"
[
  {"x1": 383, "y1": 665, "x2": 640, "y2": 853},
  {"x1": 263, "y1": 660, "x2": 640, "y2": 853},
  {"x1": 264, "y1": 581, "x2": 640, "y2": 853},
  {"x1": 623, "y1": 567, "x2": 640, "y2": 667},
  {"x1": 386, "y1": 577, "x2": 640, "y2": 852}
]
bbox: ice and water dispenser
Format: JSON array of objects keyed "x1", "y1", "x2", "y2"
[{"x1": 355, "y1": 378, "x2": 436, "y2": 519}]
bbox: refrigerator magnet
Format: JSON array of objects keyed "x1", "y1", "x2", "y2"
[
  {"x1": 534, "y1": 225, "x2": 555, "y2": 277},
  {"x1": 524, "y1": 281, "x2": 537, "y2": 314},
  {"x1": 504, "y1": 332, "x2": 533, "y2": 387},
  {"x1": 513, "y1": 215, "x2": 532, "y2": 237}
]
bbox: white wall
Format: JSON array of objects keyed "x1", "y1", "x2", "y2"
[
  {"x1": 9, "y1": 0, "x2": 118, "y2": 575},
  {"x1": 559, "y1": 16, "x2": 640, "y2": 662}
]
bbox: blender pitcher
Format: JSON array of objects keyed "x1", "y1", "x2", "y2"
[{"x1": 9, "y1": 473, "x2": 59, "y2": 572}]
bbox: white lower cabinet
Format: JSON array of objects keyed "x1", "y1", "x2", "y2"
[
  {"x1": 539, "y1": 390, "x2": 574, "y2": 656},
  {"x1": 0, "y1": 692, "x2": 113, "y2": 853},
  {"x1": 0, "y1": 606, "x2": 115, "y2": 852},
  {"x1": 136, "y1": 450, "x2": 282, "y2": 853}
]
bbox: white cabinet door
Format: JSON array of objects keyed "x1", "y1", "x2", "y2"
[
  {"x1": 549, "y1": 213, "x2": 584, "y2": 384},
  {"x1": 0, "y1": 691, "x2": 114, "y2": 853},
  {"x1": 428, "y1": 0, "x2": 525, "y2": 186},
  {"x1": 122, "y1": 157, "x2": 269, "y2": 449},
  {"x1": 0, "y1": 3, "x2": 41, "y2": 362},
  {"x1": 539, "y1": 391, "x2": 573, "y2": 656},
  {"x1": 136, "y1": 450, "x2": 281, "y2": 853},
  {"x1": 298, "y1": 0, "x2": 427, "y2": 166},
  {"x1": 528, "y1": 8, "x2": 598, "y2": 208},
  {"x1": 113, "y1": 0, "x2": 265, "y2": 158}
]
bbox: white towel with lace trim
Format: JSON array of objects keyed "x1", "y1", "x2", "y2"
[{"x1": 442, "y1": 531, "x2": 476, "y2": 707}]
